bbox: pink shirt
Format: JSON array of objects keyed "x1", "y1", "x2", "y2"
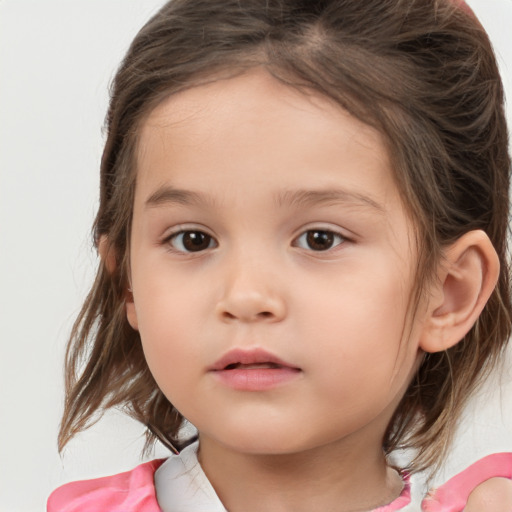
[
  {"x1": 47, "y1": 451, "x2": 512, "y2": 512},
  {"x1": 47, "y1": 459, "x2": 165, "y2": 512}
]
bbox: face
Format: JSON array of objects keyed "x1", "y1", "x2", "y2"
[{"x1": 128, "y1": 69, "x2": 429, "y2": 457}]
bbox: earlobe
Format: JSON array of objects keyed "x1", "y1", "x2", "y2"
[
  {"x1": 125, "y1": 298, "x2": 139, "y2": 331},
  {"x1": 98, "y1": 235, "x2": 117, "y2": 274},
  {"x1": 419, "y1": 230, "x2": 499, "y2": 353},
  {"x1": 98, "y1": 235, "x2": 139, "y2": 331}
]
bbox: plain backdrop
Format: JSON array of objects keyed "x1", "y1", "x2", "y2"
[{"x1": 1, "y1": 1, "x2": 511, "y2": 511}]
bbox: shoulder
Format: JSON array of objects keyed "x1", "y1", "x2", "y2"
[
  {"x1": 47, "y1": 459, "x2": 166, "y2": 512},
  {"x1": 422, "y1": 453, "x2": 512, "y2": 511},
  {"x1": 465, "y1": 477, "x2": 512, "y2": 512}
]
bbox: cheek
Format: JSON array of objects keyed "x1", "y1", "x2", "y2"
[
  {"x1": 131, "y1": 253, "x2": 209, "y2": 335},
  {"x1": 297, "y1": 261, "x2": 415, "y2": 388},
  {"x1": 137, "y1": 312, "x2": 201, "y2": 417},
  {"x1": 131, "y1": 275, "x2": 206, "y2": 390},
  {"x1": 303, "y1": 262, "x2": 409, "y2": 339}
]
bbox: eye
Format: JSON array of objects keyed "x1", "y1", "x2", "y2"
[
  {"x1": 167, "y1": 230, "x2": 217, "y2": 253},
  {"x1": 294, "y1": 229, "x2": 345, "y2": 251}
]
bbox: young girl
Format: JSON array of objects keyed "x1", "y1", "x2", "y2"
[{"x1": 48, "y1": 0, "x2": 512, "y2": 510}]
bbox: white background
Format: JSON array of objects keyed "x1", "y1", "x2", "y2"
[{"x1": 0, "y1": 1, "x2": 511, "y2": 511}]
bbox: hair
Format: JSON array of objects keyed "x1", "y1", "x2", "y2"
[{"x1": 59, "y1": 0, "x2": 511, "y2": 474}]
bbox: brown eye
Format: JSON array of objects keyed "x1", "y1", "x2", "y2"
[
  {"x1": 295, "y1": 229, "x2": 344, "y2": 251},
  {"x1": 169, "y1": 231, "x2": 216, "y2": 252}
]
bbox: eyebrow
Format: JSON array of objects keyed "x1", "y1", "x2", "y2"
[
  {"x1": 145, "y1": 185, "x2": 216, "y2": 209},
  {"x1": 144, "y1": 184, "x2": 384, "y2": 213},
  {"x1": 275, "y1": 188, "x2": 385, "y2": 213}
]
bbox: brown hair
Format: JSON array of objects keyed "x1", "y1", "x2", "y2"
[{"x1": 59, "y1": 0, "x2": 511, "y2": 473}]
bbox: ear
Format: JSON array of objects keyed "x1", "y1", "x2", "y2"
[
  {"x1": 419, "y1": 230, "x2": 499, "y2": 353},
  {"x1": 98, "y1": 235, "x2": 117, "y2": 273},
  {"x1": 98, "y1": 235, "x2": 139, "y2": 331}
]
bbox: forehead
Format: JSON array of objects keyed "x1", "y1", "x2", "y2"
[
  {"x1": 141, "y1": 69, "x2": 359, "y2": 131},
  {"x1": 135, "y1": 69, "x2": 394, "y2": 196}
]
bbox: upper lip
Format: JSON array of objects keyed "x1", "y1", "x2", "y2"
[{"x1": 209, "y1": 348, "x2": 299, "y2": 371}]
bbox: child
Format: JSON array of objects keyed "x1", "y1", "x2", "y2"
[{"x1": 48, "y1": 0, "x2": 512, "y2": 510}]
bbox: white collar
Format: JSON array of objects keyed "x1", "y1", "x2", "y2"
[{"x1": 155, "y1": 441, "x2": 227, "y2": 512}]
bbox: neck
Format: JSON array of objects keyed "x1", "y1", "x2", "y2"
[{"x1": 197, "y1": 434, "x2": 404, "y2": 512}]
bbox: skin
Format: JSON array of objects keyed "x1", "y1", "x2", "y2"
[
  {"x1": 123, "y1": 69, "x2": 499, "y2": 512},
  {"x1": 465, "y1": 478, "x2": 512, "y2": 511}
]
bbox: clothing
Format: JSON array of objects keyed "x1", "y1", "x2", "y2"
[
  {"x1": 47, "y1": 459, "x2": 164, "y2": 512},
  {"x1": 421, "y1": 452, "x2": 512, "y2": 511},
  {"x1": 47, "y1": 446, "x2": 512, "y2": 512}
]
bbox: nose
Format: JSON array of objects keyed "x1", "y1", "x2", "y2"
[{"x1": 216, "y1": 258, "x2": 287, "y2": 324}]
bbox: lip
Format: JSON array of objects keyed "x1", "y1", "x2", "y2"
[
  {"x1": 208, "y1": 348, "x2": 302, "y2": 391},
  {"x1": 209, "y1": 348, "x2": 298, "y2": 371}
]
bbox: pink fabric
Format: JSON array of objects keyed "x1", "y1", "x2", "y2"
[
  {"x1": 422, "y1": 453, "x2": 512, "y2": 511},
  {"x1": 47, "y1": 459, "x2": 165, "y2": 512}
]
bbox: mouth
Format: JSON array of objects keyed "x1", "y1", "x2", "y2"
[
  {"x1": 209, "y1": 348, "x2": 300, "y2": 372},
  {"x1": 224, "y1": 362, "x2": 283, "y2": 370},
  {"x1": 209, "y1": 348, "x2": 302, "y2": 391}
]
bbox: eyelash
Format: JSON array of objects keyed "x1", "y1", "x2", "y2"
[
  {"x1": 163, "y1": 228, "x2": 348, "y2": 254},
  {"x1": 293, "y1": 229, "x2": 346, "y2": 252},
  {"x1": 164, "y1": 230, "x2": 217, "y2": 253}
]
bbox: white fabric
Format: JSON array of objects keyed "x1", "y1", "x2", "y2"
[
  {"x1": 155, "y1": 441, "x2": 227, "y2": 512},
  {"x1": 404, "y1": 473, "x2": 424, "y2": 511}
]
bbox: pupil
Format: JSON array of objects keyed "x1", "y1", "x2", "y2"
[
  {"x1": 183, "y1": 232, "x2": 210, "y2": 251},
  {"x1": 307, "y1": 230, "x2": 333, "y2": 251}
]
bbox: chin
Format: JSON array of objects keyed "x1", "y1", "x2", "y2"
[{"x1": 200, "y1": 424, "x2": 329, "y2": 457}]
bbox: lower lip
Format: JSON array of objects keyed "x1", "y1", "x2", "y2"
[{"x1": 211, "y1": 367, "x2": 302, "y2": 391}]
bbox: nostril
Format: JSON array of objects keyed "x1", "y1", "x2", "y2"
[{"x1": 221, "y1": 310, "x2": 274, "y2": 321}]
